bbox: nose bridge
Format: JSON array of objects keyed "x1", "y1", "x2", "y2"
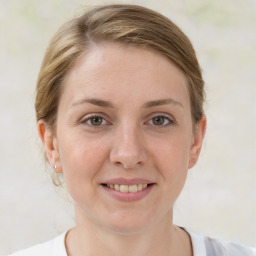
[{"x1": 110, "y1": 120, "x2": 146, "y2": 168}]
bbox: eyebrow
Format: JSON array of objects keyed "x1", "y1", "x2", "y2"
[
  {"x1": 143, "y1": 99, "x2": 183, "y2": 109},
  {"x1": 72, "y1": 98, "x2": 114, "y2": 108},
  {"x1": 71, "y1": 98, "x2": 183, "y2": 109}
]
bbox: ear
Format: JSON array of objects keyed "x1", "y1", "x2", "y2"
[
  {"x1": 37, "y1": 120, "x2": 62, "y2": 173},
  {"x1": 188, "y1": 115, "x2": 207, "y2": 169}
]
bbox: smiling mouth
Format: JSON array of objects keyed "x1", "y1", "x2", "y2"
[{"x1": 102, "y1": 183, "x2": 154, "y2": 193}]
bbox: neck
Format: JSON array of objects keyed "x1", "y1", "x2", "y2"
[{"x1": 65, "y1": 206, "x2": 192, "y2": 256}]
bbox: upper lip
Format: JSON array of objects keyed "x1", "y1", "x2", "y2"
[{"x1": 102, "y1": 178, "x2": 154, "y2": 185}]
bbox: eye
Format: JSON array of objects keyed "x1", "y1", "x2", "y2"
[
  {"x1": 82, "y1": 115, "x2": 108, "y2": 127},
  {"x1": 148, "y1": 115, "x2": 173, "y2": 126}
]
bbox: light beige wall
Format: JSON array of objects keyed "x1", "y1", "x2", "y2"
[{"x1": 1, "y1": 0, "x2": 255, "y2": 254}]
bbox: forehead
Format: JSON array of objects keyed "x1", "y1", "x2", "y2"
[{"x1": 61, "y1": 43, "x2": 190, "y2": 109}]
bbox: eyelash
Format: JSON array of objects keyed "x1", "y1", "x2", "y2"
[
  {"x1": 146, "y1": 115, "x2": 174, "y2": 127},
  {"x1": 80, "y1": 114, "x2": 174, "y2": 129},
  {"x1": 80, "y1": 114, "x2": 109, "y2": 128}
]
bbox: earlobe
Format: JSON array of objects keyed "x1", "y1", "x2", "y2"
[
  {"x1": 37, "y1": 120, "x2": 62, "y2": 173},
  {"x1": 188, "y1": 115, "x2": 207, "y2": 169}
]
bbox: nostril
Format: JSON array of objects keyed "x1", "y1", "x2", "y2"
[
  {"x1": 110, "y1": 144, "x2": 146, "y2": 169},
  {"x1": 123, "y1": 161, "x2": 142, "y2": 169}
]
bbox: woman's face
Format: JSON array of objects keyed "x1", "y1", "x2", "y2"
[{"x1": 39, "y1": 43, "x2": 205, "y2": 233}]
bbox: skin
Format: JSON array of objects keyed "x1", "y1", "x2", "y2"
[{"x1": 38, "y1": 43, "x2": 206, "y2": 256}]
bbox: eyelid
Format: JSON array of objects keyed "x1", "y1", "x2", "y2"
[
  {"x1": 80, "y1": 113, "x2": 111, "y2": 127},
  {"x1": 79, "y1": 112, "x2": 175, "y2": 128},
  {"x1": 145, "y1": 113, "x2": 175, "y2": 126}
]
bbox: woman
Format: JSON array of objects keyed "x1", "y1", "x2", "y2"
[{"x1": 10, "y1": 4, "x2": 255, "y2": 256}]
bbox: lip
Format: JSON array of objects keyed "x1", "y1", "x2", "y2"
[
  {"x1": 102, "y1": 178, "x2": 153, "y2": 185},
  {"x1": 100, "y1": 178, "x2": 155, "y2": 202}
]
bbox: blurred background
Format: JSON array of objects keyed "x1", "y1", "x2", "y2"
[{"x1": 0, "y1": 0, "x2": 255, "y2": 254}]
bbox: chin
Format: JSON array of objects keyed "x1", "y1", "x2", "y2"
[{"x1": 102, "y1": 210, "x2": 156, "y2": 234}]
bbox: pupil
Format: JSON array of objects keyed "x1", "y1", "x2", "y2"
[
  {"x1": 153, "y1": 116, "x2": 164, "y2": 125},
  {"x1": 91, "y1": 117, "x2": 102, "y2": 126}
]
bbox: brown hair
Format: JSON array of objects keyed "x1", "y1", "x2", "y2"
[{"x1": 35, "y1": 4, "x2": 205, "y2": 130}]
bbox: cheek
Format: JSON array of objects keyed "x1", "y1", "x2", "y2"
[
  {"x1": 58, "y1": 133, "x2": 109, "y2": 195},
  {"x1": 150, "y1": 133, "x2": 191, "y2": 195},
  {"x1": 153, "y1": 132, "x2": 191, "y2": 169}
]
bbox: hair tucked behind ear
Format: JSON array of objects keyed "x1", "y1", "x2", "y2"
[{"x1": 35, "y1": 4, "x2": 205, "y2": 185}]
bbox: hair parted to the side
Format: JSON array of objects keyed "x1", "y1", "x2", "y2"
[{"x1": 35, "y1": 4, "x2": 205, "y2": 184}]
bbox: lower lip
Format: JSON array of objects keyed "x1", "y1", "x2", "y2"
[{"x1": 101, "y1": 184, "x2": 154, "y2": 202}]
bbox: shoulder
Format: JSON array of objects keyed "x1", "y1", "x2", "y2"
[
  {"x1": 184, "y1": 228, "x2": 256, "y2": 256},
  {"x1": 8, "y1": 232, "x2": 68, "y2": 256},
  {"x1": 205, "y1": 236, "x2": 256, "y2": 256}
]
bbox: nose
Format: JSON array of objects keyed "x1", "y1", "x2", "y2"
[{"x1": 110, "y1": 124, "x2": 147, "y2": 169}]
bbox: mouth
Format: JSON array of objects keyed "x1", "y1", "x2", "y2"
[
  {"x1": 100, "y1": 178, "x2": 155, "y2": 201},
  {"x1": 101, "y1": 183, "x2": 154, "y2": 193}
]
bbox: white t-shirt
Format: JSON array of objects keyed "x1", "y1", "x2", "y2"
[{"x1": 9, "y1": 228, "x2": 256, "y2": 256}]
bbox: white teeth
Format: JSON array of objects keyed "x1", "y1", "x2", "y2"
[
  {"x1": 137, "y1": 184, "x2": 143, "y2": 191},
  {"x1": 120, "y1": 185, "x2": 129, "y2": 192},
  {"x1": 106, "y1": 184, "x2": 148, "y2": 192},
  {"x1": 128, "y1": 184, "x2": 137, "y2": 193}
]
